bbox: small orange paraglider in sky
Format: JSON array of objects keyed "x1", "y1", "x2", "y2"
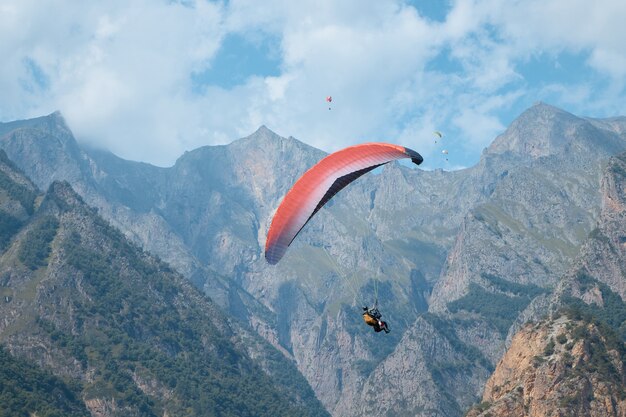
[{"x1": 326, "y1": 96, "x2": 332, "y2": 110}]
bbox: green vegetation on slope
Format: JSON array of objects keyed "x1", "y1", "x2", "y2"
[
  {"x1": 39, "y1": 219, "x2": 327, "y2": 417},
  {"x1": 481, "y1": 273, "x2": 546, "y2": 298},
  {"x1": 18, "y1": 216, "x2": 59, "y2": 270},
  {"x1": 563, "y1": 271, "x2": 626, "y2": 341},
  {"x1": 448, "y1": 274, "x2": 547, "y2": 337},
  {"x1": 423, "y1": 313, "x2": 492, "y2": 371},
  {"x1": 0, "y1": 210, "x2": 23, "y2": 250},
  {"x1": 0, "y1": 345, "x2": 89, "y2": 417},
  {"x1": 551, "y1": 309, "x2": 625, "y2": 401},
  {"x1": 448, "y1": 284, "x2": 531, "y2": 336}
]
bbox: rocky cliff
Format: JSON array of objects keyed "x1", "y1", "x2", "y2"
[
  {"x1": 466, "y1": 314, "x2": 626, "y2": 417},
  {"x1": 465, "y1": 151, "x2": 626, "y2": 417},
  {"x1": 556, "y1": 152, "x2": 626, "y2": 303},
  {"x1": 428, "y1": 104, "x2": 626, "y2": 373}
]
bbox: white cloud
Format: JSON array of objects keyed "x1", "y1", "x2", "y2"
[
  {"x1": 589, "y1": 48, "x2": 626, "y2": 79},
  {"x1": 1, "y1": 0, "x2": 224, "y2": 165},
  {"x1": 485, "y1": 0, "x2": 626, "y2": 76}
]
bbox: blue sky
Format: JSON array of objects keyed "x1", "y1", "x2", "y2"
[{"x1": 1, "y1": 0, "x2": 626, "y2": 168}]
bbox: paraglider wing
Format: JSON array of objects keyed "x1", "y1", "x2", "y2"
[
  {"x1": 326, "y1": 96, "x2": 332, "y2": 103},
  {"x1": 265, "y1": 143, "x2": 423, "y2": 264},
  {"x1": 434, "y1": 131, "x2": 442, "y2": 138}
]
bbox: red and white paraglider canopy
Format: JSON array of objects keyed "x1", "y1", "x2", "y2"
[{"x1": 265, "y1": 143, "x2": 423, "y2": 264}]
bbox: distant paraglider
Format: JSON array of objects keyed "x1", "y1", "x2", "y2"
[
  {"x1": 326, "y1": 96, "x2": 332, "y2": 110},
  {"x1": 432, "y1": 130, "x2": 448, "y2": 162}
]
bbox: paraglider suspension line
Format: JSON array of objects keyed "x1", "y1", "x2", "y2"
[
  {"x1": 374, "y1": 279, "x2": 379, "y2": 308},
  {"x1": 323, "y1": 248, "x2": 366, "y2": 308}
]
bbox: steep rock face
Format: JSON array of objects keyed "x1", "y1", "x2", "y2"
[
  {"x1": 558, "y1": 153, "x2": 626, "y2": 301},
  {"x1": 0, "y1": 149, "x2": 38, "y2": 234},
  {"x1": 466, "y1": 315, "x2": 626, "y2": 417},
  {"x1": 0, "y1": 112, "x2": 99, "y2": 203},
  {"x1": 334, "y1": 315, "x2": 491, "y2": 417},
  {"x1": 432, "y1": 103, "x2": 626, "y2": 312},
  {"x1": 157, "y1": 126, "x2": 325, "y2": 277},
  {"x1": 428, "y1": 104, "x2": 626, "y2": 368},
  {"x1": 467, "y1": 149, "x2": 626, "y2": 417}
]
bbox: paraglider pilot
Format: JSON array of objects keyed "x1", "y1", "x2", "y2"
[{"x1": 362, "y1": 306, "x2": 390, "y2": 333}]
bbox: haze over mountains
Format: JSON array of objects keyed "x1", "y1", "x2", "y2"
[{"x1": 1, "y1": 103, "x2": 625, "y2": 416}]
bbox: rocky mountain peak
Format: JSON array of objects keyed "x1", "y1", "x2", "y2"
[
  {"x1": 43, "y1": 110, "x2": 69, "y2": 131},
  {"x1": 174, "y1": 125, "x2": 315, "y2": 167},
  {"x1": 0, "y1": 111, "x2": 70, "y2": 137},
  {"x1": 230, "y1": 124, "x2": 322, "y2": 158},
  {"x1": 253, "y1": 124, "x2": 275, "y2": 137},
  {"x1": 0, "y1": 111, "x2": 93, "y2": 194},
  {"x1": 485, "y1": 102, "x2": 624, "y2": 160}
]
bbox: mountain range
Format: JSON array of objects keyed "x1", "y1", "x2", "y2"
[{"x1": 0, "y1": 102, "x2": 625, "y2": 416}]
